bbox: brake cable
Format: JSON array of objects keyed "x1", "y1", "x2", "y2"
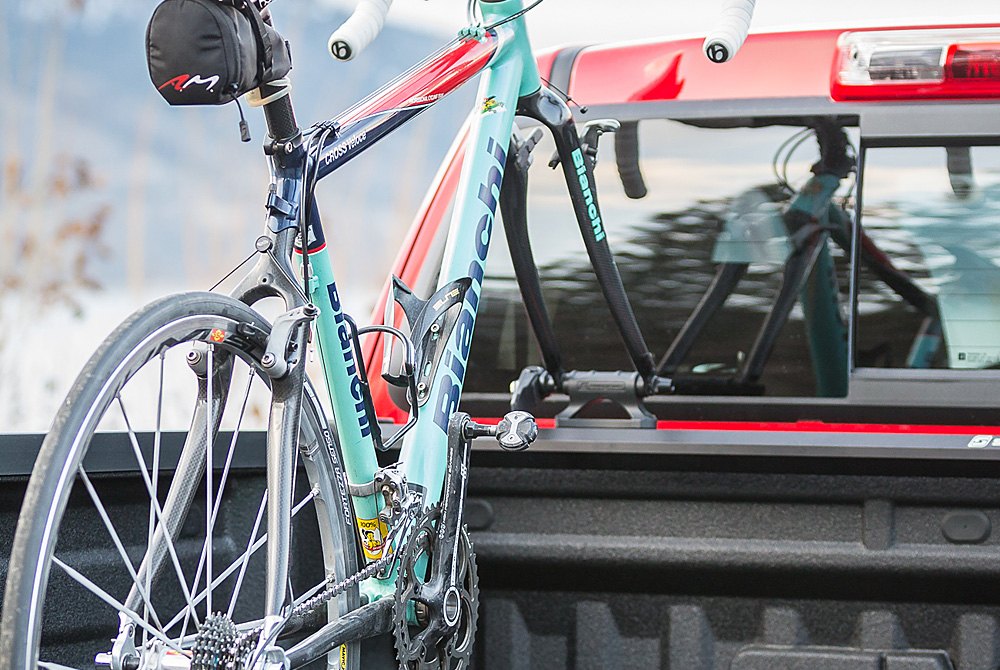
[{"x1": 483, "y1": 0, "x2": 547, "y2": 30}]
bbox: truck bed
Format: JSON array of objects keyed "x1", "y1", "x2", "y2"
[
  {"x1": 6, "y1": 428, "x2": 1000, "y2": 668},
  {"x1": 465, "y1": 426, "x2": 1000, "y2": 669}
]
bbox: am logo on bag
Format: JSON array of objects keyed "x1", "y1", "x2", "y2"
[{"x1": 158, "y1": 73, "x2": 221, "y2": 93}]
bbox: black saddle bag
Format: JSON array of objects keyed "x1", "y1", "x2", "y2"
[{"x1": 146, "y1": 0, "x2": 291, "y2": 105}]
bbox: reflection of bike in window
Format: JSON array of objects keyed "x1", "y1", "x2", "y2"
[
  {"x1": 655, "y1": 120, "x2": 942, "y2": 397},
  {"x1": 507, "y1": 116, "x2": 944, "y2": 426},
  {"x1": 0, "y1": 1, "x2": 759, "y2": 669}
]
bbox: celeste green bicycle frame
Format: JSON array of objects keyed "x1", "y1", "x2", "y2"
[{"x1": 298, "y1": 0, "x2": 541, "y2": 601}]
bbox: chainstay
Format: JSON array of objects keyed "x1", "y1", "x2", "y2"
[
  {"x1": 289, "y1": 549, "x2": 395, "y2": 624},
  {"x1": 231, "y1": 504, "x2": 421, "y2": 664}
]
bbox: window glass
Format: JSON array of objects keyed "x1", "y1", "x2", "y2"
[
  {"x1": 464, "y1": 119, "x2": 857, "y2": 409},
  {"x1": 857, "y1": 144, "x2": 1000, "y2": 370}
]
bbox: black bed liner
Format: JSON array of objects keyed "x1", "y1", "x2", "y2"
[
  {"x1": 6, "y1": 429, "x2": 1000, "y2": 667},
  {"x1": 463, "y1": 434, "x2": 1000, "y2": 669}
]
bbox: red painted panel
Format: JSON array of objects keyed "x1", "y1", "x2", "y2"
[
  {"x1": 339, "y1": 35, "x2": 498, "y2": 127},
  {"x1": 467, "y1": 417, "x2": 1000, "y2": 435},
  {"x1": 652, "y1": 420, "x2": 1000, "y2": 435},
  {"x1": 534, "y1": 47, "x2": 559, "y2": 81},
  {"x1": 570, "y1": 25, "x2": 1000, "y2": 106},
  {"x1": 569, "y1": 30, "x2": 843, "y2": 105}
]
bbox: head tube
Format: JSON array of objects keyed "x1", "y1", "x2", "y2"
[{"x1": 479, "y1": 0, "x2": 542, "y2": 98}]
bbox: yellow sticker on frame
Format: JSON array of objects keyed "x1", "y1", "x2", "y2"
[{"x1": 357, "y1": 517, "x2": 388, "y2": 561}]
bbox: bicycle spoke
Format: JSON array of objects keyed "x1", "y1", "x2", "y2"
[
  {"x1": 117, "y1": 395, "x2": 201, "y2": 629},
  {"x1": 290, "y1": 575, "x2": 328, "y2": 610},
  {"x1": 77, "y1": 467, "x2": 165, "y2": 633},
  {"x1": 186, "y1": 366, "x2": 255, "y2": 622},
  {"x1": 228, "y1": 489, "x2": 268, "y2": 619},
  {"x1": 177, "y1": 347, "x2": 222, "y2": 644},
  {"x1": 163, "y1": 487, "x2": 317, "y2": 633},
  {"x1": 51, "y1": 557, "x2": 184, "y2": 655},
  {"x1": 144, "y1": 352, "x2": 166, "y2": 646}
]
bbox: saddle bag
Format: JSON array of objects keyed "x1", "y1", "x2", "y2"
[{"x1": 146, "y1": 0, "x2": 291, "y2": 105}]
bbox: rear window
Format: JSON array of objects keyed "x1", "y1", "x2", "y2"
[
  {"x1": 428, "y1": 113, "x2": 1000, "y2": 423},
  {"x1": 856, "y1": 143, "x2": 1000, "y2": 370},
  {"x1": 462, "y1": 118, "x2": 858, "y2": 413}
]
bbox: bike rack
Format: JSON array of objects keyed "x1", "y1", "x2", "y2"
[{"x1": 501, "y1": 116, "x2": 943, "y2": 425}]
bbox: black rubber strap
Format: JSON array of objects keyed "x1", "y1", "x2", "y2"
[
  {"x1": 547, "y1": 45, "x2": 588, "y2": 93},
  {"x1": 240, "y1": 0, "x2": 273, "y2": 77}
]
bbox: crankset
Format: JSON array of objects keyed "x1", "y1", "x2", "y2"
[
  {"x1": 391, "y1": 411, "x2": 536, "y2": 669},
  {"x1": 393, "y1": 505, "x2": 479, "y2": 670}
]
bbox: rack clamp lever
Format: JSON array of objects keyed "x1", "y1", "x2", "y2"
[{"x1": 548, "y1": 118, "x2": 620, "y2": 168}]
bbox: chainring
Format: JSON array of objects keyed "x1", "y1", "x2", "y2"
[{"x1": 393, "y1": 505, "x2": 479, "y2": 670}]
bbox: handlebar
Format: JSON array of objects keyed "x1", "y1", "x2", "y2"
[
  {"x1": 327, "y1": 0, "x2": 394, "y2": 61},
  {"x1": 703, "y1": 0, "x2": 757, "y2": 63},
  {"x1": 327, "y1": 0, "x2": 755, "y2": 65}
]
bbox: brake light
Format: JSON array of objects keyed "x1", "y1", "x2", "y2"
[
  {"x1": 947, "y1": 44, "x2": 1000, "y2": 80},
  {"x1": 832, "y1": 28, "x2": 1000, "y2": 101}
]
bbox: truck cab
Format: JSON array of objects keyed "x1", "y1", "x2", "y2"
[
  {"x1": 363, "y1": 25, "x2": 1000, "y2": 669},
  {"x1": 367, "y1": 24, "x2": 1000, "y2": 439}
]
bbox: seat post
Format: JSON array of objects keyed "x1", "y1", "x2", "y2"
[{"x1": 260, "y1": 83, "x2": 300, "y2": 142}]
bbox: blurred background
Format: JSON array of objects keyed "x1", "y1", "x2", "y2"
[{"x1": 1, "y1": 0, "x2": 996, "y2": 432}]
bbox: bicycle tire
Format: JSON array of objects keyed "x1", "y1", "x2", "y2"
[{"x1": 0, "y1": 292, "x2": 361, "y2": 670}]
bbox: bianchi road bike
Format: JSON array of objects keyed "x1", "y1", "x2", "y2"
[{"x1": 0, "y1": 0, "x2": 758, "y2": 668}]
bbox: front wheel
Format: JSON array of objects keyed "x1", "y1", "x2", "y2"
[{"x1": 0, "y1": 292, "x2": 361, "y2": 669}]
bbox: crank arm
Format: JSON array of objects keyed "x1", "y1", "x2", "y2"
[{"x1": 435, "y1": 414, "x2": 475, "y2": 587}]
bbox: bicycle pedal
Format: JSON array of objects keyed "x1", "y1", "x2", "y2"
[
  {"x1": 495, "y1": 411, "x2": 538, "y2": 451},
  {"x1": 463, "y1": 411, "x2": 537, "y2": 450}
]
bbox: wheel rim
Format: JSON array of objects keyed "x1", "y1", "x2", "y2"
[{"x1": 4, "y1": 301, "x2": 358, "y2": 669}]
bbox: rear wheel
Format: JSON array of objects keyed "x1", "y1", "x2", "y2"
[{"x1": 0, "y1": 292, "x2": 360, "y2": 669}]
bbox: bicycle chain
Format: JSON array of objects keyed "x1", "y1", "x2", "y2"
[
  {"x1": 286, "y1": 492, "x2": 421, "y2": 629},
  {"x1": 202, "y1": 503, "x2": 420, "y2": 668}
]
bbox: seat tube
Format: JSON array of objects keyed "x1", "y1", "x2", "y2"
[
  {"x1": 398, "y1": 50, "x2": 527, "y2": 505},
  {"x1": 307, "y1": 247, "x2": 384, "y2": 552}
]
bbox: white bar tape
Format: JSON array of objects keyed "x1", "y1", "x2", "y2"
[
  {"x1": 327, "y1": 0, "x2": 394, "y2": 62},
  {"x1": 702, "y1": 0, "x2": 757, "y2": 64}
]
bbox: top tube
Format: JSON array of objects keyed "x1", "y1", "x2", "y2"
[
  {"x1": 311, "y1": 0, "x2": 542, "y2": 181},
  {"x1": 312, "y1": 30, "x2": 501, "y2": 181}
]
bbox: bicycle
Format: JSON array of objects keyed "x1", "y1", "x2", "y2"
[{"x1": 0, "y1": 0, "x2": 759, "y2": 668}]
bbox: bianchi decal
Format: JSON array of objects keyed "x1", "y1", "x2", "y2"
[
  {"x1": 571, "y1": 148, "x2": 606, "y2": 242},
  {"x1": 431, "y1": 135, "x2": 505, "y2": 434},
  {"x1": 326, "y1": 282, "x2": 372, "y2": 439}
]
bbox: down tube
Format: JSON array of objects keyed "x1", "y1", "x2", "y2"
[{"x1": 398, "y1": 57, "x2": 523, "y2": 501}]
